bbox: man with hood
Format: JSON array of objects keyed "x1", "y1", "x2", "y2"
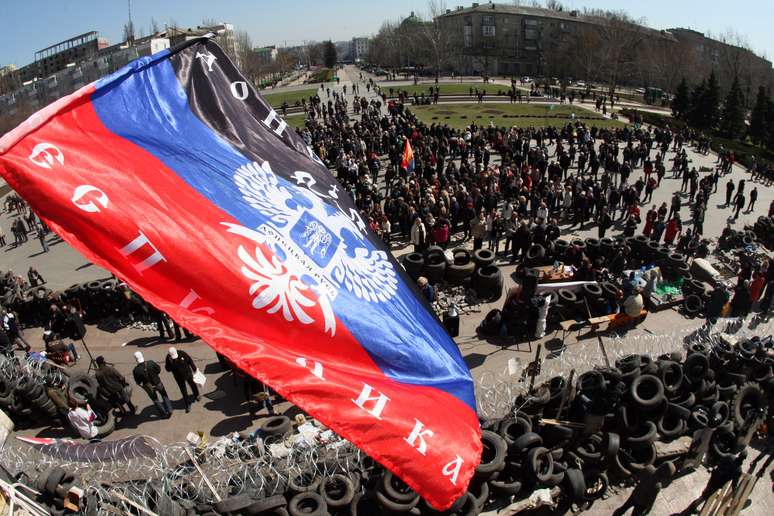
[
  {"x1": 132, "y1": 351, "x2": 172, "y2": 418},
  {"x1": 165, "y1": 347, "x2": 200, "y2": 413}
]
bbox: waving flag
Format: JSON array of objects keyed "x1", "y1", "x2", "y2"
[
  {"x1": 0, "y1": 39, "x2": 480, "y2": 508},
  {"x1": 401, "y1": 138, "x2": 415, "y2": 172}
]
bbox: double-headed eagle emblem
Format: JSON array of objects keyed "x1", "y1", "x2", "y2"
[{"x1": 223, "y1": 160, "x2": 398, "y2": 336}]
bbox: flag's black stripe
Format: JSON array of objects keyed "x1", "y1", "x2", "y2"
[{"x1": 169, "y1": 41, "x2": 353, "y2": 222}]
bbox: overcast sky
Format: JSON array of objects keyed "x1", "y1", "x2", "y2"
[{"x1": 2, "y1": 0, "x2": 772, "y2": 67}]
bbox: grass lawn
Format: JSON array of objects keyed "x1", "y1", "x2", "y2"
[
  {"x1": 309, "y1": 68, "x2": 335, "y2": 83},
  {"x1": 383, "y1": 82, "x2": 510, "y2": 97},
  {"x1": 285, "y1": 115, "x2": 308, "y2": 129},
  {"x1": 409, "y1": 103, "x2": 625, "y2": 130},
  {"x1": 261, "y1": 88, "x2": 318, "y2": 108}
]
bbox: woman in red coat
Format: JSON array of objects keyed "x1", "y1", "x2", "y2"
[
  {"x1": 664, "y1": 216, "x2": 682, "y2": 246},
  {"x1": 750, "y1": 263, "x2": 767, "y2": 302}
]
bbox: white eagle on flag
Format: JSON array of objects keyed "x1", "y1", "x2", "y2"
[{"x1": 223, "y1": 160, "x2": 399, "y2": 336}]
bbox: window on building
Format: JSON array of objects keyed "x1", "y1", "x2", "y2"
[
  {"x1": 482, "y1": 15, "x2": 494, "y2": 25},
  {"x1": 524, "y1": 18, "x2": 538, "y2": 26},
  {"x1": 524, "y1": 28, "x2": 538, "y2": 40},
  {"x1": 482, "y1": 25, "x2": 496, "y2": 37},
  {"x1": 482, "y1": 39, "x2": 496, "y2": 49},
  {"x1": 464, "y1": 15, "x2": 472, "y2": 26},
  {"x1": 463, "y1": 25, "x2": 473, "y2": 48}
]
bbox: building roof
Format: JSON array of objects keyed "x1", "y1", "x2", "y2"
[
  {"x1": 439, "y1": 2, "x2": 590, "y2": 22},
  {"x1": 439, "y1": 2, "x2": 675, "y2": 40}
]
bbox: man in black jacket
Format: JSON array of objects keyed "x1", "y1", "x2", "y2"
[
  {"x1": 132, "y1": 351, "x2": 172, "y2": 418},
  {"x1": 95, "y1": 356, "x2": 135, "y2": 415},
  {"x1": 165, "y1": 347, "x2": 200, "y2": 413}
]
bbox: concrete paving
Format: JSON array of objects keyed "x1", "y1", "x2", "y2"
[{"x1": 2, "y1": 65, "x2": 773, "y2": 513}]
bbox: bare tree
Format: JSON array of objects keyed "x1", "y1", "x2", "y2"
[
  {"x1": 595, "y1": 12, "x2": 647, "y2": 96},
  {"x1": 234, "y1": 30, "x2": 258, "y2": 81},
  {"x1": 422, "y1": 0, "x2": 454, "y2": 80}
]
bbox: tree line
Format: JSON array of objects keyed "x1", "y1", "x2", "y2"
[{"x1": 671, "y1": 71, "x2": 774, "y2": 152}]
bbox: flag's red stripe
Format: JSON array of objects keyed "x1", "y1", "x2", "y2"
[{"x1": 0, "y1": 96, "x2": 480, "y2": 508}]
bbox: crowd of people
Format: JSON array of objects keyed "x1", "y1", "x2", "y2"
[
  {"x1": 1, "y1": 194, "x2": 53, "y2": 253},
  {"x1": 291, "y1": 75, "x2": 774, "y2": 324},
  {"x1": 2, "y1": 72, "x2": 773, "y2": 448}
]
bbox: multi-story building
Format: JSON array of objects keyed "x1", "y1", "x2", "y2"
[
  {"x1": 351, "y1": 37, "x2": 370, "y2": 63},
  {"x1": 437, "y1": 2, "x2": 772, "y2": 94},
  {"x1": 20, "y1": 31, "x2": 110, "y2": 83},
  {"x1": 0, "y1": 23, "x2": 237, "y2": 131},
  {"x1": 256, "y1": 46, "x2": 278, "y2": 65},
  {"x1": 438, "y1": 2, "x2": 670, "y2": 77}
]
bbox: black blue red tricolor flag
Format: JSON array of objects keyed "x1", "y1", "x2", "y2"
[{"x1": 0, "y1": 39, "x2": 481, "y2": 508}]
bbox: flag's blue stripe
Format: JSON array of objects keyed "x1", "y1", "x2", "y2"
[{"x1": 90, "y1": 57, "x2": 475, "y2": 411}]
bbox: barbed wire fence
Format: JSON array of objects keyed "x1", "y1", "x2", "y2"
[
  {"x1": 0, "y1": 315, "x2": 770, "y2": 512},
  {"x1": 474, "y1": 314, "x2": 774, "y2": 419}
]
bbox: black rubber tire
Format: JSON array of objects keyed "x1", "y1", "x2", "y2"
[
  {"x1": 381, "y1": 470, "x2": 417, "y2": 503},
  {"x1": 553, "y1": 239, "x2": 570, "y2": 256},
  {"x1": 473, "y1": 265, "x2": 503, "y2": 300},
  {"x1": 319, "y1": 474, "x2": 354, "y2": 508},
  {"x1": 261, "y1": 415, "x2": 292, "y2": 436},
  {"x1": 423, "y1": 254, "x2": 446, "y2": 285},
  {"x1": 498, "y1": 416, "x2": 532, "y2": 447},
  {"x1": 402, "y1": 253, "x2": 424, "y2": 275},
  {"x1": 625, "y1": 421, "x2": 657, "y2": 445},
  {"x1": 738, "y1": 339, "x2": 761, "y2": 359},
  {"x1": 94, "y1": 411, "x2": 115, "y2": 438},
  {"x1": 658, "y1": 412, "x2": 686, "y2": 440},
  {"x1": 601, "y1": 281, "x2": 620, "y2": 301},
  {"x1": 684, "y1": 353, "x2": 710, "y2": 381},
  {"x1": 525, "y1": 447, "x2": 554, "y2": 483},
  {"x1": 631, "y1": 374, "x2": 665, "y2": 409},
  {"x1": 289, "y1": 492, "x2": 327, "y2": 516},
  {"x1": 732, "y1": 382, "x2": 765, "y2": 428},
  {"x1": 711, "y1": 429, "x2": 737, "y2": 459},
  {"x1": 684, "y1": 294, "x2": 704, "y2": 316},
  {"x1": 575, "y1": 434, "x2": 603, "y2": 463},
  {"x1": 578, "y1": 371, "x2": 605, "y2": 394},
  {"x1": 659, "y1": 361, "x2": 683, "y2": 394},
  {"x1": 44, "y1": 467, "x2": 66, "y2": 497},
  {"x1": 446, "y1": 260, "x2": 475, "y2": 285},
  {"x1": 526, "y1": 244, "x2": 546, "y2": 265},
  {"x1": 582, "y1": 283, "x2": 603, "y2": 300},
  {"x1": 510, "y1": 432, "x2": 542, "y2": 456},
  {"x1": 602, "y1": 432, "x2": 620, "y2": 464},
  {"x1": 622, "y1": 443, "x2": 657, "y2": 472},
  {"x1": 476, "y1": 430, "x2": 507, "y2": 477},
  {"x1": 424, "y1": 245, "x2": 444, "y2": 258},
  {"x1": 451, "y1": 248, "x2": 472, "y2": 264},
  {"x1": 490, "y1": 469, "x2": 522, "y2": 495},
  {"x1": 557, "y1": 289, "x2": 577, "y2": 305},
  {"x1": 689, "y1": 408, "x2": 710, "y2": 429},
  {"x1": 709, "y1": 401, "x2": 729, "y2": 428},
  {"x1": 468, "y1": 479, "x2": 489, "y2": 511},
  {"x1": 562, "y1": 468, "x2": 586, "y2": 503},
  {"x1": 288, "y1": 473, "x2": 321, "y2": 495},
  {"x1": 473, "y1": 248, "x2": 495, "y2": 268}
]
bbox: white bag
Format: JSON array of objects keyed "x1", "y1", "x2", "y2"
[{"x1": 193, "y1": 369, "x2": 206, "y2": 387}]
